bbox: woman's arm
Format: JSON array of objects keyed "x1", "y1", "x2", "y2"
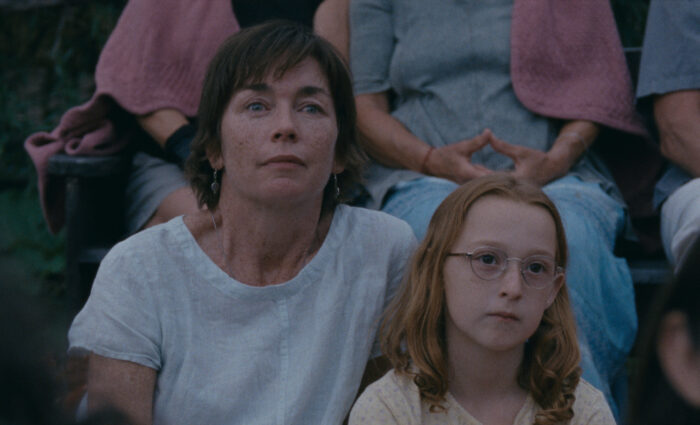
[
  {"x1": 489, "y1": 119, "x2": 599, "y2": 186},
  {"x1": 88, "y1": 354, "x2": 157, "y2": 425},
  {"x1": 654, "y1": 90, "x2": 700, "y2": 177},
  {"x1": 356, "y1": 92, "x2": 493, "y2": 183},
  {"x1": 137, "y1": 108, "x2": 193, "y2": 166},
  {"x1": 313, "y1": 0, "x2": 350, "y2": 62},
  {"x1": 137, "y1": 109, "x2": 189, "y2": 148}
]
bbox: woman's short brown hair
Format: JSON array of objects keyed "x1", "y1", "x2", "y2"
[
  {"x1": 381, "y1": 174, "x2": 581, "y2": 425},
  {"x1": 185, "y1": 20, "x2": 365, "y2": 211}
]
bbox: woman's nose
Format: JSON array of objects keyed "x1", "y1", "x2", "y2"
[{"x1": 273, "y1": 108, "x2": 297, "y2": 142}]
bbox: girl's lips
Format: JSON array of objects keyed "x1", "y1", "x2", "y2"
[{"x1": 488, "y1": 312, "x2": 519, "y2": 321}]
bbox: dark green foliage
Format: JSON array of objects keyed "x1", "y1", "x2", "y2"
[{"x1": 0, "y1": 1, "x2": 124, "y2": 286}]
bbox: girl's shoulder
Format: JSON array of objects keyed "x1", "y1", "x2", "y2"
[
  {"x1": 350, "y1": 370, "x2": 423, "y2": 425},
  {"x1": 570, "y1": 379, "x2": 617, "y2": 425}
]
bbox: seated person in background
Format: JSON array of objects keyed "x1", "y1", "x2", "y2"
[
  {"x1": 25, "y1": 0, "x2": 327, "y2": 236},
  {"x1": 67, "y1": 22, "x2": 416, "y2": 425},
  {"x1": 350, "y1": 174, "x2": 615, "y2": 425},
  {"x1": 627, "y1": 234, "x2": 700, "y2": 425},
  {"x1": 636, "y1": 0, "x2": 700, "y2": 270},
  {"x1": 347, "y1": 0, "x2": 645, "y2": 417}
]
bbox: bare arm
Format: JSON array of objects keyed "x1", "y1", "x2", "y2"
[
  {"x1": 314, "y1": 0, "x2": 350, "y2": 62},
  {"x1": 356, "y1": 92, "x2": 493, "y2": 183},
  {"x1": 136, "y1": 108, "x2": 190, "y2": 149},
  {"x1": 654, "y1": 89, "x2": 700, "y2": 177},
  {"x1": 88, "y1": 354, "x2": 157, "y2": 425}
]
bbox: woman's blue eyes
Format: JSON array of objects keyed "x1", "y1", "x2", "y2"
[
  {"x1": 245, "y1": 102, "x2": 322, "y2": 113},
  {"x1": 301, "y1": 104, "x2": 321, "y2": 113},
  {"x1": 246, "y1": 102, "x2": 265, "y2": 112}
]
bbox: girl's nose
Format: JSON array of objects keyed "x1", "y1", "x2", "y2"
[{"x1": 498, "y1": 262, "x2": 524, "y2": 298}]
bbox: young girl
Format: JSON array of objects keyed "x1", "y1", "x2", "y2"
[{"x1": 350, "y1": 174, "x2": 616, "y2": 425}]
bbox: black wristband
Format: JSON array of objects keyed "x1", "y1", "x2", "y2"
[{"x1": 164, "y1": 123, "x2": 197, "y2": 166}]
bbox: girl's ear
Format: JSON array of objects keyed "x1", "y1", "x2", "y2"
[{"x1": 545, "y1": 273, "x2": 564, "y2": 308}]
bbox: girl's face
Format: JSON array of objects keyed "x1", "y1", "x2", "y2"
[{"x1": 443, "y1": 195, "x2": 563, "y2": 355}]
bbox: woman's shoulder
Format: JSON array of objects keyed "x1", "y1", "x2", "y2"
[
  {"x1": 570, "y1": 378, "x2": 617, "y2": 424},
  {"x1": 337, "y1": 205, "x2": 415, "y2": 240},
  {"x1": 103, "y1": 216, "x2": 189, "y2": 266},
  {"x1": 335, "y1": 205, "x2": 417, "y2": 258}
]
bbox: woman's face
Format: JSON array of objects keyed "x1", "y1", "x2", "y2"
[
  {"x1": 211, "y1": 58, "x2": 342, "y2": 208},
  {"x1": 442, "y1": 195, "x2": 563, "y2": 355}
]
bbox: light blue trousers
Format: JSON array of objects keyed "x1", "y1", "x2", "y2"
[{"x1": 381, "y1": 175, "x2": 637, "y2": 420}]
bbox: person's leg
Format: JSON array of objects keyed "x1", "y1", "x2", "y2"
[
  {"x1": 381, "y1": 177, "x2": 459, "y2": 240},
  {"x1": 661, "y1": 178, "x2": 700, "y2": 269},
  {"x1": 543, "y1": 175, "x2": 636, "y2": 421}
]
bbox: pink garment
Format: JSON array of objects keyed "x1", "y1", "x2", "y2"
[
  {"x1": 511, "y1": 0, "x2": 663, "y2": 247},
  {"x1": 510, "y1": 0, "x2": 646, "y2": 136},
  {"x1": 25, "y1": 0, "x2": 239, "y2": 233}
]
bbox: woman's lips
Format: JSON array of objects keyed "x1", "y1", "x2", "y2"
[{"x1": 262, "y1": 155, "x2": 304, "y2": 167}]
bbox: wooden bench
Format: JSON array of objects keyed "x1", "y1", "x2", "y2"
[{"x1": 48, "y1": 152, "x2": 130, "y2": 313}]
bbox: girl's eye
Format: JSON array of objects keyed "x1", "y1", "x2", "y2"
[
  {"x1": 527, "y1": 262, "x2": 545, "y2": 274},
  {"x1": 246, "y1": 102, "x2": 266, "y2": 112},
  {"x1": 476, "y1": 253, "x2": 499, "y2": 266}
]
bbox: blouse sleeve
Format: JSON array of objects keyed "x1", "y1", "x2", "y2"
[
  {"x1": 636, "y1": 0, "x2": 700, "y2": 98},
  {"x1": 350, "y1": 0, "x2": 396, "y2": 95},
  {"x1": 574, "y1": 380, "x2": 617, "y2": 425},
  {"x1": 68, "y1": 238, "x2": 162, "y2": 370}
]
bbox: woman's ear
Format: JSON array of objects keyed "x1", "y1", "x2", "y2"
[
  {"x1": 332, "y1": 159, "x2": 345, "y2": 175},
  {"x1": 545, "y1": 273, "x2": 564, "y2": 308},
  {"x1": 207, "y1": 146, "x2": 224, "y2": 171}
]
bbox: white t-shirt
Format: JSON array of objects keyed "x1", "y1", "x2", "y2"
[{"x1": 69, "y1": 205, "x2": 416, "y2": 425}]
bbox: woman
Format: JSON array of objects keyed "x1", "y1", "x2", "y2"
[
  {"x1": 348, "y1": 0, "x2": 645, "y2": 418},
  {"x1": 350, "y1": 174, "x2": 615, "y2": 424},
  {"x1": 67, "y1": 22, "x2": 416, "y2": 425}
]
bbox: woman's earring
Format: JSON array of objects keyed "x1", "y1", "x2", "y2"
[
  {"x1": 211, "y1": 169, "x2": 220, "y2": 195},
  {"x1": 333, "y1": 174, "x2": 340, "y2": 199}
]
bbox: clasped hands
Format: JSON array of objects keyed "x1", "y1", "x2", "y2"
[{"x1": 423, "y1": 129, "x2": 570, "y2": 186}]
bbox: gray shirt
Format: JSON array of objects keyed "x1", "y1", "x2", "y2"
[
  {"x1": 637, "y1": 0, "x2": 700, "y2": 98},
  {"x1": 69, "y1": 205, "x2": 416, "y2": 425},
  {"x1": 351, "y1": 0, "x2": 618, "y2": 207},
  {"x1": 637, "y1": 0, "x2": 699, "y2": 207}
]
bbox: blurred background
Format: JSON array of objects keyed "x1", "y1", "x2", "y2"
[{"x1": 0, "y1": 0, "x2": 649, "y2": 303}]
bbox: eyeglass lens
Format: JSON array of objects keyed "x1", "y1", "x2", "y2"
[{"x1": 469, "y1": 248, "x2": 557, "y2": 288}]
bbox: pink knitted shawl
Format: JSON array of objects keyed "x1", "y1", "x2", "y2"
[
  {"x1": 510, "y1": 0, "x2": 646, "y2": 135},
  {"x1": 25, "y1": 0, "x2": 239, "y2": 233}
]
